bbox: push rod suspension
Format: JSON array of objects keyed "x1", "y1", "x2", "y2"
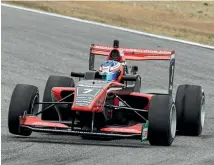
[
  {"x1": 105, "y1": 105, "x2": 148, "y2": 113},
  {"x1": 35, "y1": 102, "x2": 73, "y2": 104}
]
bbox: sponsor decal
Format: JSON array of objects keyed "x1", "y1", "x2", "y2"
[
  {"x1": 107, "y1": 128, "x2": 139, "y2": 133},
  {"x1": 31, "y1": 121, "x2": 68, "y2": 128},
  {"x1": 93, "y1": 45, "x2": 112, "y2": 50},
  {"x1": 32, "y1": 122, "x2": 49, "y2": 126},
  {"x1": 119, "y1": 49, "x2": 125, "y2": 56},
  {"x1": 170, "y1": 65, "x2": 174, "y2": 84},
  {"x1": 93, "y1": 45, "x2": 172, "y2": 55},
  {"x1": 121, "y1": 48, "x2": 172, "y2": 54},
  {"x1": 74, "y1": 85, "x2": 102, "y2": 106},
  {"x1": 141, "y1": 120, "x2": 149, "y2": 142}
]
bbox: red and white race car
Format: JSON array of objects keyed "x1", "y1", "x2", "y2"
[{"x1": 8, "y1": 40, "x2": 205, "y2": 146}]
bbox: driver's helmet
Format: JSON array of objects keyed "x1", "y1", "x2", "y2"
[{"x1": 99, "y1": 60, "x2": 124, "y2": 82}]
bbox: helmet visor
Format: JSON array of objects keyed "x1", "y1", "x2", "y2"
[{"x1": 101, "y1": 72, "x2": 119, "y2": 81}]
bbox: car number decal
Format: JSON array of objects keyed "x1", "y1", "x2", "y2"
[{"x1": 83, "y1": 88, "x2": 93, "y2": 94}]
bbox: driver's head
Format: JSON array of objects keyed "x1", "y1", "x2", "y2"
[{"x1": 99, "y1": 60, "x2": 124, "y2": 82}]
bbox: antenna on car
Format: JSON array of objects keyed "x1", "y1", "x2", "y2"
[{"x1": 113, "y1": 40, "x2": 119, "y2": 48}]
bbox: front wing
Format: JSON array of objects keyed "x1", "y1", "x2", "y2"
[{"x1": 20, "y1": 116, "x2": 149, "y2": 141}]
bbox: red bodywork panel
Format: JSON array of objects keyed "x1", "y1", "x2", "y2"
[
  {"x1": 101, "y1": 123, "x2": 143, "y2": 134},
  {"x1": 52, "y1": 81, "x2": 126, "y2": 112},
  {"x1": 20, "y1": 116, "x2": 68, "y2": 128},
  {"x1": 110, "y1": 91, "x2": 153, "y2": 110},
  {"x1": 52, "y1": 82, "x2": 153, "y2": 112},
  {"x1": 52, "y1": 87, "x2": 75, "y2": 101},
  {"x1": 90, "y1": 45, "x2": 175, "y2": 61}
]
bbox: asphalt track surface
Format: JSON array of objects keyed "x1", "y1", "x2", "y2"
[{"x1": 2, "y1": 6, "x2": 214, "y2": 165}]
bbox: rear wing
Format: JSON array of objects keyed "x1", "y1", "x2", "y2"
[
  {"x1": 90, "y1": 45, "x2": 175, "y2": 61},
  {"x1": 89, "y1": 43, "x2": 175, "y2": 95}
]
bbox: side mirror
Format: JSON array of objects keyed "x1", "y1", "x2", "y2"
[
  {"x1": 131, "y1": 66, "x2": 138, "y2": 74},
  {"x1": 122, "y1": 75, "x2": 138, "y2": 81},
  {"x1": 71, "y1": 72, "x2": 85, "y2": 78}
]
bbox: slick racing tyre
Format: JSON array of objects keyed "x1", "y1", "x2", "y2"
[
  {"x1": 175, "y1": 85, "x2": 186, "y2": 130},
  {"x1": 8, "y1": 84, "x2": 39, "y2": 136},
  {"x1": 41, "y1": 75, "x2": 75, "y2": 121},
  {"x1": 175, "y1": 85, "x2": 205, "y2": 136},
  {"x1": 148, "y1": 95, "x2": 176, "y2": 146}
]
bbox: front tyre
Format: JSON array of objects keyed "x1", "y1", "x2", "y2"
[
  {"x1": 8, "y1": 84, "x2": 39, "y2": 136},
  {"x1": 148, "y1": 95, "x2": 177, "y2": 146}
]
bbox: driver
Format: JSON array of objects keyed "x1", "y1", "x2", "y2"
[{"x1": 99, "y1": 60, "x2": 124, "y2": 82}]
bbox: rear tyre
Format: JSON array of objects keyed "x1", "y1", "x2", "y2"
[
  {"x1": 148, "y1": 95, "x2": 176, "y2": 146},
  {"x1": 175, "y1": 84, "x2": 188, "y2": 130},
  {"x1": 175, "y1": 85, "x2": 205, "y2": 136},
  {"x1": 41, "y1": 75, "x2": 75, "y2": 121},
  {"x1": 8, "y1": 84, "x2": 39, "y2": 136}
]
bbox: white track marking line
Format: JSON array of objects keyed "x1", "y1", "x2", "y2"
[{"x1": 1, "y1": 3, "x2": 214, "y2": 50}]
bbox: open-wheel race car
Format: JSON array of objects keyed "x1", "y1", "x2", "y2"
[{"x1": 8, "y1": 40, "x2": 206, "y2": 146}]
